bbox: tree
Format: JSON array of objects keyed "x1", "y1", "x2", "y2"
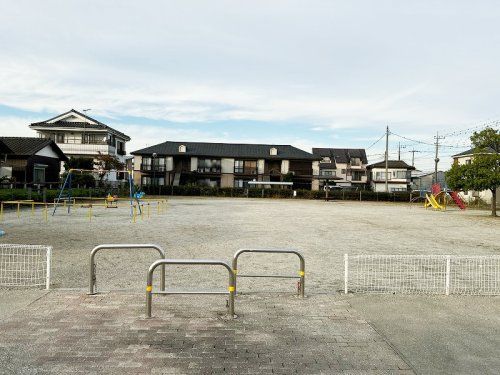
[
  {"x1": 446, "y1": 127, "x2": 500, "y2": 217},
  {"x1": 94, "y1": 152, "x2": 125, "y2": 186}
]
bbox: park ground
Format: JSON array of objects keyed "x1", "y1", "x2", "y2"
[{"x1": 0, "y1": 197, "x2": 499, "y2": 374}]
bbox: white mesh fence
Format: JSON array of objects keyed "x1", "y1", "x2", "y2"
[
  {"x1": 0, "y1": 244, "x2": 51, "y2": 289},
  {"x1": 345, "y1": 254, "x2": 500, "y2": 295}
]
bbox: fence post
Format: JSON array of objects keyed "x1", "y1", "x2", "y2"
[
  {"x1": 344, "y1": 254, "x2": 348, "y2": 294},
  {"x1": 45, "y1": 246, "x2": 52, "y2": 290},
  {"x1": 445, "y1": 255, "x2": 451, "y2": 296}
]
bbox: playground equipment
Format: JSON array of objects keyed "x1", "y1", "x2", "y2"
[
  {"x1": 232, "y1": 248, "x2": 305, "y2": 297},
  {"x1": 146, "y1": 259, "x2": 236, "y2": 318},
  {"x1": 424, "y1": 184, "x2": 467, "y2": 211},
  {"x1": 54, "y1": 169, "x2": 135, "y2": 216},
  {"x1": 89, "y1": 244, "x2": 166, "y2": 295}
]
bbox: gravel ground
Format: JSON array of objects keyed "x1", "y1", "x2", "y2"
[{"x1": 0, "y1": 197, "x2": 498, "y2": 292}]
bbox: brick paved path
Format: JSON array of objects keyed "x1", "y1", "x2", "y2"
[{"x1": 0, "y1": 292, "x2": 413, "y2": 374}]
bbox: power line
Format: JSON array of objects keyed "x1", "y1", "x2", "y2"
[{"x1": 366, "y1": 133, "x2": 386, "y2": 150}]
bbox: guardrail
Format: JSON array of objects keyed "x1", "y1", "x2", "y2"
[
  {"x1": 146, "y1": 259, "x2": 235, "y2": 318},
  {"x1": 232, "y1": 248, "x2": 305, "y2": 297},
  {"x1": 89, "y1": 244, "x2": 166, "y2": 294}
]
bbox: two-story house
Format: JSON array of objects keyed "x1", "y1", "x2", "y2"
[
  {"x1": 0, "y1": 137, "x2": 68, "y2": 187},
  {"x1": 131, "y1": 141, "x2": 321, "y2": 190},
  {"x1": 312, "y1": 148, "x2": 368, "y2": 189},
  {"x1": 366, "y1": 160, "x2": 415, "y2": 192},
  {"x1": 451, "y1": 147, "x2": 498, "y2": 204},
  {"x1": 29, "y1": 109, "x2": 131, "y2": 181}
]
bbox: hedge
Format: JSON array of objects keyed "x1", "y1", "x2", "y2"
[{"x1": 0, "y1": 186, "x2": 413, "y2": 203}]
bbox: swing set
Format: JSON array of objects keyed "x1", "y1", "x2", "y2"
[{"x1": 53, "y1": 169, "x2": 166, "y2": 219}]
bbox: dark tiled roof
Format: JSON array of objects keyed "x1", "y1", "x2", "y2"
[
  {"x1": 451, "y1": 146, "x2": 496, "y2": 157},
  {"x1": 367, "y1": 160, "x2": 415, "y2": 170},
  {"x1": 132, "y1": 141, "x2": 320, "y2": 160},
  {"x1": 312, "y1": 148, "x2": 368, "y2": 164},
  {"x1": 30, "y1": 109, "x2": 131, "y2": 141},
  {"x1": 0, "y1": 137, "x2": 68, "y2": 160}
]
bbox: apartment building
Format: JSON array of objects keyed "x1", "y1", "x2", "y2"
[
  {"x1": 366, "y1": 160, "x2": 415, "y2": 192},
  {"x1": 131, "y1": 141, "x2": 321, "y2": 190},
  {"x1": 29, "y1": 109, "x2": 130, "y2": 181},
  {"x1": 312, "y1": 148, "x2": 368, "y2": 189}
]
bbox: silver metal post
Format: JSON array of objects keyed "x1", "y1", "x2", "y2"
[
  {"x1": 146, "y1": 259, "x2": 235, "y2": 318},
  {"x1": 344, "y1": 254, "x2": 348, "y2": 294},
  {"x1": 89, "y1": 244, "x2": 166, "y2": 295},
  {"x1": 232, "y1": 248, "x2": 305, "y2": 297},
  {"x1": 45, "y1": 246, "x2": 52, "y2": 290}
]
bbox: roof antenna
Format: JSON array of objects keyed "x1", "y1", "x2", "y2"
[{"x1": 82, "y1": 109, "x2": 91, "y2": 114}]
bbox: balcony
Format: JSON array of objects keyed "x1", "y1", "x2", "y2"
[
  {"x1": 141, "y1": 164, "x2": 166, "y2": 172},
  {"x1": 234, "y1": 168, "x2": 258, "y2": 175},
  {"x1": 290, "y1": 169, "x2": 313, "y2": 176},
  {"x1": 197, "y1": 167, "x2": 221, "y2": 173},
  {"x1": 57, "y1": 142, "x2": 116, "y2": 156}
]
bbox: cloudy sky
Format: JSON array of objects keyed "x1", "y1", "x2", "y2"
[{"x1": 1, "y1": 1, "x2": 499, "y2": 170}]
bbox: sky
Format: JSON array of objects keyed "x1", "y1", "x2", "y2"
[{"x1": 1, "y1": 1, "x2": 499, "y2": 171}]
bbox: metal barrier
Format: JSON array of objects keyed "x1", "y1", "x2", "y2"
[
  {"x1": 146, "y1": 259, "x2": 235, "y2": 318},
  {"x1": 232, "y1": 249, "x2": 305, "y2": 297},
  {"x1": 89, "y1": 244, "x2": 166, "y2": 295}
]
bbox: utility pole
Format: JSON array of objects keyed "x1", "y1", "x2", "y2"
[
  {"x1": 385, "y1": 126, "x2": 389, "y2": 193},
  {"x1": 434, "y1": 132, "x2": 445, "y2": 184},
  {"x1": 410, "y1": 149, "x2": 420, "y2": 167},
  {"x1": 398, "y1": 142, "x2": 401, "y2": 161}
]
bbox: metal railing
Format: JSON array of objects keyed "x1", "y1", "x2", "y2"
[
  {"x1": 146, "y1": 259, "x2": 235, "y2": 318},
  {"x1": 89, "y1": 244, "x2": 166, "y2": 295},
  {"x1": 232, "y1": 249, "x2": 305, "y2": 297}
]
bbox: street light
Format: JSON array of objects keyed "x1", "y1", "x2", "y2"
[{"x1": 152, "y1": 153, "x2": 157, "y2": 195}]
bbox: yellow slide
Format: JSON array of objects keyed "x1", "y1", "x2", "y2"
[{"x1": 425, "y1": 194, "x2": 444, "y2": 210}]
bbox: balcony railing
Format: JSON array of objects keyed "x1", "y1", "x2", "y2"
[
  {"x1": 57, "y1": 143, "x2": 116, "y2": 155},
  {"x1": 197, "y1": 167, "x2": 221, "y2": 173},
  {"x1": 290, "y1": 169, "x2": 313, "y2": 176},
  {"x1": 234, "y1": 168, "x2": 258, "y2": 175},
  {"x1": 141, "y1": 164, "x2": 166, "y2": 172}
]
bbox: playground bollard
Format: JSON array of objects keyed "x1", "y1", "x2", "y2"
[
  {"x1": 17, "y1": 203, "x2": 20, "y2": 218},
  {"x1": 88, "y1": 205, "x2": 92, "y2": 222},
  {"x1": 147, "y1": 203, "x2": 150, "y2": 219},
  {"x1": 31, "y1": 202, "x2": 35, "y2": 216}
]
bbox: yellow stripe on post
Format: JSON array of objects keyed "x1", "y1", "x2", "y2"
[
  {"x1": 146, "y1": 285, "x2": 152, "y2": 292},
  {"x1": 228, "y1": 286, "x2": 235, "y2": 292},
  {"x1": 299, "y1": 271, "x2": 305, "y2": 276}
]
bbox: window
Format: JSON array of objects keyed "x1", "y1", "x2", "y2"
[
  {"x1": 234, "y1": 179, "x2": 248, "y2": 188},
  {"x1": 179, "y1": 145, "x2": 186, "y2": 153},
  {"x1": 390, "y1": 187, "x2": 407, "y2": 192},
  {"x1": 341, "y1": 169, "x2": 346, "y2": 174},
  {"x1": 153, "y1": 157, "x2": 166, "y2": 171},
  {"x1": 270, "y1": 147, "x2": 278, "y2": 156},
  {"x1": 83, "y1": 134, "x2": 107, "y2": 144},
  {"x1": 393, "y1": 171, "x2": 407, "y2": 179},
  {"x1": 375, "y1": 172, "x2": 391, "y2": 180},
  {"x1": 56, "y1": 133, "x2": 65, "y2": 143},
  {"x1": 197, "y1": 159, "x2": 221, "y2": 173},
  {"x1": 234, "y1": 160, "x2": 244, "y2": 173},
  {"x1": 234, "y1": 160, "x2": 257, "y2": 174},
  {"x1": 352, "y1": 171, "x2": 365, "y2": 181},
  {"x1": 142, "y1": 157, "x2": 152, "y2": 170},
  {"x1": 33, "y1": 165, "x2": 46, "y2": 183},
  {"x1": 141, "y1": 176, "x2": 151, "y2": 185},
  {"x1": 350, "y1": 157, "x2": 361, "y2": 166},
  {"x1": 321, "y1": 170, "x2": 334, "y2": 176},
  {"x1": 465, "y1": 159, "x2": 472, "y2": 165}
]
